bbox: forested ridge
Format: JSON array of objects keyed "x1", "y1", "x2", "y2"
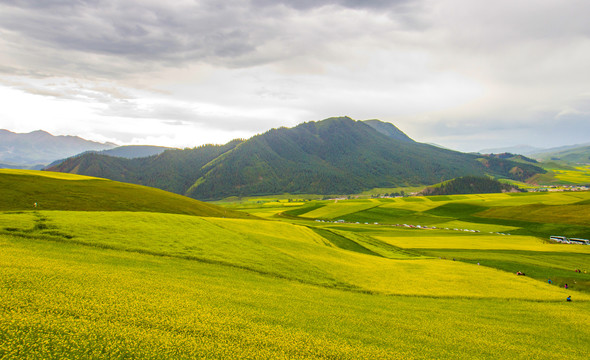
[
  {"x1": 49, "y1": 117, "x2": 545, "y2": 200},
  {"x1": 421, "y1": 176, "x2": 523, "y2": 195}
]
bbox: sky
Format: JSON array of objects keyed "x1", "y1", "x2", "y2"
[{"x1": 1, "y1": 0, "x2": 589, "y2": 152}]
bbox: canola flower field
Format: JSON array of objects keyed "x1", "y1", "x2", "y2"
[
  {"x1": 533, "y1": 164, "x2": 590, "y2": 185},
  {"x1": 2, "y1": 209, "x2": 590, "y2": 359},
  {"x1": 2, "y1": 171, "x2": 590, "y2": 359}
]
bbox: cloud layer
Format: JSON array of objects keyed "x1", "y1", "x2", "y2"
[{"x1": 1, "y1": 0, "x2": 589, "y2": 150}]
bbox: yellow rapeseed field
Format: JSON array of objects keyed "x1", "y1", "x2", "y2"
[
  {"x1": 0, "y1": 169, "x2": 102, "y2": 180},
  {"x1": 2, "y1": 230, "x2": 590, "y2": 359},
  {"x1": 4, "y1": 210, "x2": 584, "y2": 301},
  {"x1": 375, "y1": 233, "x2": 590, "y2": 253},
  {"x1": 2, "y1": 171, "x2": 590, "y2": 358}
]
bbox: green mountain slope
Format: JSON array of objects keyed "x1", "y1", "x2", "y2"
[
  {"x1": 533, "y1": 145, "x2": 590, "y2": 164},
  {"x1": 0, "y1": 169, "x2": 252, "y2": 218},
  {"x1": 46, "y1": 145, "x2": 175, "y2": 168},
  {"x1": 49, "y1": 117, "x2": 545, "y2": 200},
  {"x1": 49, "y1": 140, "x2": 243, "y2": 195}
]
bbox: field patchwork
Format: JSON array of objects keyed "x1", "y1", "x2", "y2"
[{"x1": 2, "y1": 171, "x2": 590, "y2": 359}]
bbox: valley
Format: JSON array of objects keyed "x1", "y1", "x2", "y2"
[{"x1": 1, "y1": 170, "x2": 589, "y2": 359}]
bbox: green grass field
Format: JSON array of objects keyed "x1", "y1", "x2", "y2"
[
  {"x1": 2, "y1": 171, "x2": 590, "y2": 359},
  {"x1": 283, "y1": 191, "x2": 590, "y2": 238},
  {"x1": 0, "y1": 169, "x2": 252, "y2": 218}
]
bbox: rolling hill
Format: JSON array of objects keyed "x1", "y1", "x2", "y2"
[
  {"x1": 2, "y1": 174, "x2": 590, "y2": 358},
  {"x1": 48, "y1": 117, "x2": 546, "y2": 200},
  {"x1": 0, "y1": 169, "x2": 253, "y2": 218}
]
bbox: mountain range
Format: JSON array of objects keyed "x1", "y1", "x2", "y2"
[
  {"x1": 0, "y1": 129, "x2": 116, "y2": 169},
  {"x1": 48, "y1": 117, "x2": 545, "y2": 200},
  {"x1": 481, "y1": 143, "x2": 590, "y2": 163}
]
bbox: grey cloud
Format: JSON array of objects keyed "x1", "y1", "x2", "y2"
[
  {"x1": 0, "y1": 0, "x2": 426, "y2": 79},
  {"x1": 3, "y1": 0, "x2": 589, "y2": 151},
  {"x1": 0, "y1": 1, "x2": 262, "y2": 71},
  {"x1": 252, "y1": 0, "x2": 411, "y2": 10}
]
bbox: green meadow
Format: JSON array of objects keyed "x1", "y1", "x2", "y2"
[
  {"x1": 2, "y1": 171, "x2": 590, "y2": 359},
  {"x1": 528, "y1": 164, "x2": 590, "y2": 185},
  {"x1": 282, "y1": 192, "x2": 590, "y2": 238}
]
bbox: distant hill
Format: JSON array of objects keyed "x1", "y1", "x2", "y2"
[
  {"x1": 46, "y1": 145, "x2": 175, "y2": 168},
  {"x1": 421, "y1": 176, "x2": 522, "y2": 196},
  {"x1": 0, "y1": 169, "x2": 253, "y2": 218},
  {"x1": 484, "y1": 152, "x2": 539, "y2": 164},
  {"x1": 96, "y1": 145, "x2": 174, "y2": 159},
  {"x1": 49, "y1": 117, "x2": 546, "y2": 200},
  {"x1": 0, "y1": 163, "x2": 45, "y2": 170},
  {"x1": 0, "y1": 129, "x2": 116, "y2": 168},
  {"x1": 532, "y1": 144, "x2": 590, "y2": 164},
  {"x1": 479, "y1": 145, "x2": 543, "y2": 155},
  {"x1": 482, "y1": 143, "x2": 590, "y2": 163}
]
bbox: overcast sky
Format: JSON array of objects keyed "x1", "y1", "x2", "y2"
[{"x1": 1, "y1": 0, "x2": 589, "y2": 152}]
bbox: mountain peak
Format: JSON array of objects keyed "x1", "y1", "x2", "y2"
[{"x1": 363, "y1": 119, "x2": 414, "y2": 142}]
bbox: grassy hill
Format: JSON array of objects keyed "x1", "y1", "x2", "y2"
[
  {"x1": 0, "y1": 169, "x2": 252, "y2": 218},
  {"x1": 49, "y1": 117, "x2": 546, "y2": 200},
  {"x1": 2, "y1": 171, "x2": 590, "y2": 358},
  {"x1": 533, "y1": 144, "x2": 590, "y2": 164}
]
